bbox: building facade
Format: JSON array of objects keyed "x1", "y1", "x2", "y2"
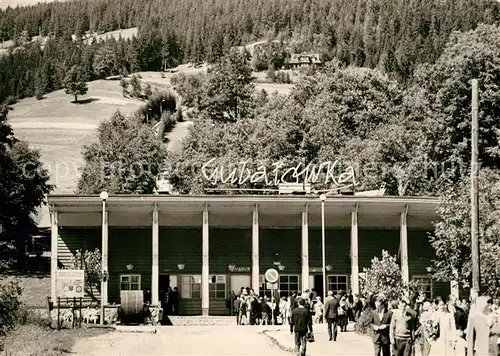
[{"x1": 47, "y1": 194, "x2": 453, "y2": 316}]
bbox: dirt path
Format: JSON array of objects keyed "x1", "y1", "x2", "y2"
[{"x1": 71, "y1": 326, "x2": 288, "y2": 356}]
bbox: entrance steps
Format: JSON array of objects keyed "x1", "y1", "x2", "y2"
[{"x1": 165, "y1": 316, "x2": 237, "y2": 326}]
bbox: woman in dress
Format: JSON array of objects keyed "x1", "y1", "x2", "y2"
[{"x1": 429, "y1": 297, "x2": 457, "y2": 356}]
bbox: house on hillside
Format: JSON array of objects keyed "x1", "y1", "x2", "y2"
[{"x1": 286, "y1": 53, "x2": 322, "y2": 69}]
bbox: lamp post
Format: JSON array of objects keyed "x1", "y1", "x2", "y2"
[
  {"x1": 177, "y1": 263, "x2": 185, "y2": 315},
  {"x1": 99, "y1": 191, "x2": 108, "y2": 325},
  {"x1": 320, "y1": 194, "x2": 327, "y2": 302}
]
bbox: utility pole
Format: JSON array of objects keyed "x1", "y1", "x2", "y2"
[{"x1": 471, "y1": 78, "x2": 480, "y2": 297}]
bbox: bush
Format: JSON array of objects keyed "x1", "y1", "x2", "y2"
[
  {"x1": 170, "y1": 72, "x2": 205, "y2": 107},
  {"x1": 360, "y1": 250, "x2": 409, "y2": 300},
  {"x1": 275, "y1": 70, "x2": 291, "y2": 84},
  {"x1": 0, "y1": 277, "x2": 23, "y2": 351},
  {"x1": 157, "y1": 112, "x2": 176, "y2": 141},
  {"x1": 163, "y1": 112, "x2": 176, "y2": 132},
  {"x1": 119, "y1": 78, "x2": 129, "y2": 97},
  {"x1": 354, "y1": 308, "x2": 375, "y2": 336},
  {"x1": 17, "y1": 305, "x2": 50, "y2": 328},
  {"x1": 175, "y1": 106, "x2": 183, "y2": 122},
  {"x1": 266, "y1": 66, "x2": 276, "y2": 82},
  {"x1": 130, "y1": 75, "x2": 142, "y2": 98},
  {"x1": 136, "y1": 91, "x2": 177, "y2": 124},
  {"x1": 35, "y1": 88, "x2": 44, "y2": 100},
  {"x1": 144, "y1": 83, "x2": 153, "y2": 98},
  {"x1": 3, "y1": 95, "x2": 17, "y2": 105}
]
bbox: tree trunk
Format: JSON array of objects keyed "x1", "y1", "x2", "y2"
[{"x1": 74, "y1": 94, "x2": 78, "y2": 103}]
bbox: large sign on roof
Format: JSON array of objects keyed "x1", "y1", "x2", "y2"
[{"x1": 201, "y1": 158, "x2": 356, "y2": 188}]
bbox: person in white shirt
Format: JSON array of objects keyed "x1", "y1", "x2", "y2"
[{"x1": 314, "y1": 296, "x2": 324, "y2": 324}]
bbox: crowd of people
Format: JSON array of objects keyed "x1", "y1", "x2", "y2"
[
  {"x1": 229, "y1": 287, "x2": 361, "y2": 327},
  {"x1": 229, "y1": 287, "x2": 500, "y2": 356},
  {"x1": 366, "y1": 293, "x2": 500, "y2": 356}
]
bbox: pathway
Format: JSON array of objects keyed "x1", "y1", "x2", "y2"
[
  {"x1": 71, "y1": 324, "x2": 373, "y2": 356},
  {"x1": 71, "y1": 325, "x2": 289, "y2": 356}
]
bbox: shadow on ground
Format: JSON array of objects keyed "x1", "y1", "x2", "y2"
[{"x1": 73, "y1": 98, "x2": 100, "y2": 104}]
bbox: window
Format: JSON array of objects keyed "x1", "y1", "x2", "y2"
[
  {"x1": 120, "y1": 274, "x2": 141, "y2": 291},
  {"x1": 327, "y1": 275, "x2": 349, "y2": 295},
  {"x1": 279, "y1": 275, "x2": 299, "y2": 299},
  {"x1": 181, "y1": 275, "x2": 201, "y2": 299},
  {"x1": 413, "y1": 276, "x2": 433, "y2": 299},
  {"x1": 259, "y1": 275, "x2": 278, "y2": 298},
  {"x1": 209, "y1": 275, "x2": 226, "y2": 299}
]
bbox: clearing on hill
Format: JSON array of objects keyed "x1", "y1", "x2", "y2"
[{"x1": 8, "y1": 80, "x2": 143, "y2": 194}]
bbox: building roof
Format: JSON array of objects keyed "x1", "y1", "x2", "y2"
[
  {"x1": 46, "y1": 194, "x2": 439, "y2": 228},
  {"x1": 288, "y1": 53, "x2": 322, "y2": 65}
]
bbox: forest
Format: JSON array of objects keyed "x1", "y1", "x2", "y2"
[{"x1": 1, "y1": 0, "x2": 500, "y2": 103}]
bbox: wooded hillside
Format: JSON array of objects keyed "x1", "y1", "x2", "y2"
[{"x1": 1, "y1": 0, "x2": 499, "y2": 81}]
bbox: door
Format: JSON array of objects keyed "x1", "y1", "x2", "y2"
[
  {"x1": 230, "y1": 275, "x2": 251, "y2": 294},
  {"x1": 159, "y1": 274, "x2": 170, "y2": 308},
  {"x1": 313, "y1": 275, "x2": 324, "y2": 298}
]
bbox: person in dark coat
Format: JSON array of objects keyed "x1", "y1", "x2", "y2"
[
  {"x1": 170, "y1": 287, "x2": 179, "y2": 315},
  {"x1": 234, "y1": 296, "x2": 242, "y2": 325},
  {"x1": 250, "y1": 296, "x2": 260, "y2": 325},
  {"x1": 370, "y1": 297, "x2": 393, "y2": 356},
  {"x1": 447, "y1": 294, "x2": 467, "y2": 334},
  {"x1": 289, "y1": 291, "x2": 298, "y2": 333},
  {"x1": 291, "y1": 298, "x2": 313, "y2": 356},
  {"x1": 324, "y1": 291, "x2": 340, "y2": 341}
]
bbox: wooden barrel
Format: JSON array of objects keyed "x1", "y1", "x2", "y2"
[{"x1": 120, "y1": 290, "x2": 144, "y2": 320}]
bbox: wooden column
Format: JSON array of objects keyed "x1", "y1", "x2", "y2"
[
  {"x1": 301, "y1": 204, "x2": 309, "y2": 291},
  {"x1": 351, "y1": 204, "x2": 359, "y2": 295},
  {"x1": 202, "y1": 206, "x2": 209, "y2": 316},
  {"x1": 50, "y1": 209, "x2": 58, "y2": 302},
  {"x1": 252, "y1": 204, "x2": 260, "y2": 294},
  {"x1": 101, "y1": 204, "x2": 109, "y2": 306},
  {"x1": 152, "y1": 204, "x2": 159, "y2": 306},
  {"x1": 400, "y1": 205, "x2": 409, "y2": 284}
]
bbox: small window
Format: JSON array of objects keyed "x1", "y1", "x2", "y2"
[
  {"x1": 209, "y1": 275, "x2": 226, "y2": 299},
  {"x1": 327, "y1": 275, "x2": 349, "y2": 295},
  {"x1": 120, "y1": 274, "x2": 141, "y2": 291},
  {"x1": 413, "y1": 276, "x2": 433, "y2": 299},
  {"x1": 278, "y1": 275, "x2": 300, "y2": 299},
  {"x1": 181, "y1": 275, "x2": 201, "y2": 299}
]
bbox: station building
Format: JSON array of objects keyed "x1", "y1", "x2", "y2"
[{"x1": 47, "y1": 194, "x2": 452, "y2": 316}]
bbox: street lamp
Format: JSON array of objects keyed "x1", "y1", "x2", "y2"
[
  {"x1": 320, "y1": 194, "x2": 327, "y2": 302},
  {"x1": 178, "y1": 263, "x2": 185, "y2": 313},
  {"x1": 99, "y1": 191, "x2": 108, "y2": 325}
]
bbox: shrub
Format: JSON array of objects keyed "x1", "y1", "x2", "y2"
[
  {"x1": 266, "y1": 66, "x2": 276, "y2": 82},
  {"x1": 163, "y1": 112, "x2": 176, "y2": 133},
  {"x1": 354, "y1": 307, "x2": 374, "y2": 336},
  {"x1": 360, "y1": 250, "x2": 409, "y2": 300},
  {"x1": 119, "y1": 78, "x2": 129, "y2": 97},
  {"x1": 275, "y1": 70, "x2": 291, "y2": 84},
  {"x1": 170, "y1": 72, "x2": 205, "y2": 107},
  {"x1": 136, "y1": 91, "x2": 177, "y2": 124},
  {"x1": 0, "y1": 277, "x2": 23, "y2": 351},
  {"x1": 17, "y1": 305, "x2": 50, "y2": 327},
  {"x1": 35, "y1": 88, "x2": 44, "y2": 100},
  {"x1": 3, "y1": 95, "x2": 17, "y2": 105},
  {"x1": 130, "y1": 75, "x2": 141, "y2": 98},
  {"x1": 175, "y1": 106, "x2": 183, "y2": 122},
  {"x1": 144, "y1": 83, "x2": 153, "y2": 98}
]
